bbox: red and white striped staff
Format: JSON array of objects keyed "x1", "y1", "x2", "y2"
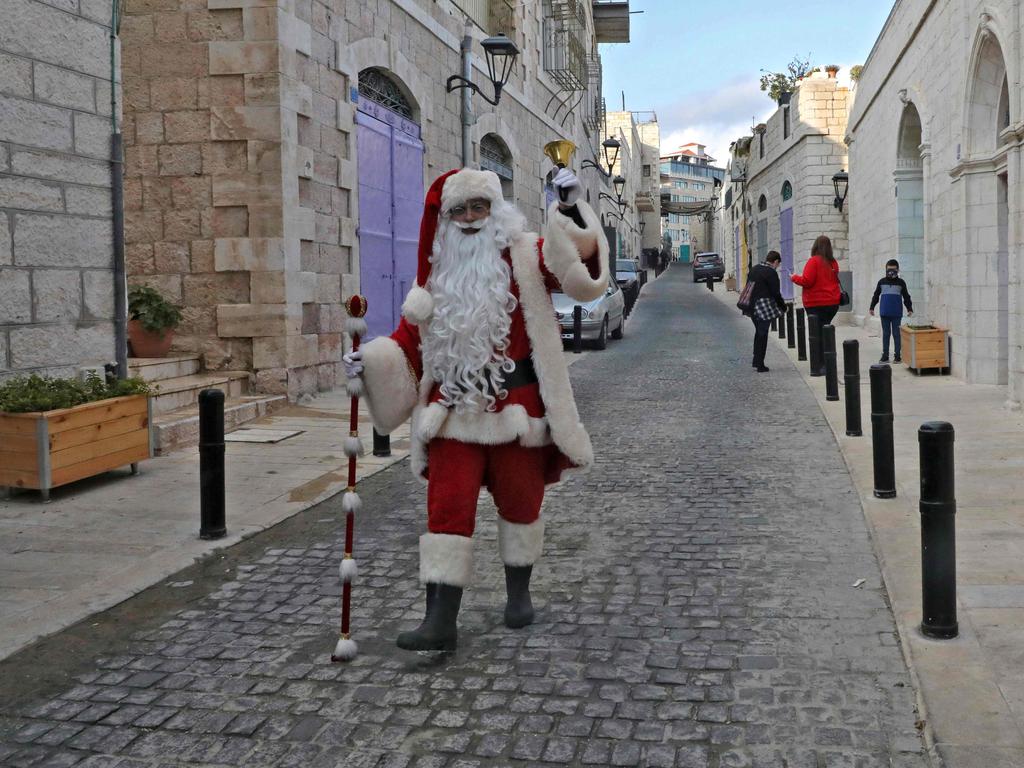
[{"x1": 331, "y1": 294, "x2": 368, "y2": 663}]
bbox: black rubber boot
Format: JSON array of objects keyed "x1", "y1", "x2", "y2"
[
  {"x1": 504, "y1": 565, "x2": 535, "y2": 629},
  {"x1": 396, "y1": 583, "x2": 462, "y2": 651}
]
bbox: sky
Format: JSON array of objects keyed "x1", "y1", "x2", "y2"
[{"x1": 600, "y1": 0, "x2": 896, "y2": 166}]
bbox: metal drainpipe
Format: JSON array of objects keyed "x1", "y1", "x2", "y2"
[
  {"x1": 110, "y1": 1, "x2": 128, "y2": 379},
  {"x1": 460, "y1": 20, "x2": 473, "y2": 169}
]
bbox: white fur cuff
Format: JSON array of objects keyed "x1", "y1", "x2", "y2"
[
  {"x1": 542, "y1": 200, "x2": 609, "y2": 302},
  {"x1": 420, "y1": 532, "x2": 474, "y2": 587},
  {"x1": 498, "y1": 518, "x2": 544, "y2": 566},
  {"x1": 360, "y1": 336, "x2": 418, "y2": 434},
  {"x1": 402, "y1": 285, "x2": 434, "y2": 325}
]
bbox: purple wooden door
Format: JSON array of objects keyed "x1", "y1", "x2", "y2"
[
  {"x1": 779, "y1": 208, "x2": 794, "y2": 300},
  {"x1": 734, "y1": 226, "x2": 740, "y2": 282},
  {"x1": 356, "y1": 101, "x2": 424, "y2": 339}
]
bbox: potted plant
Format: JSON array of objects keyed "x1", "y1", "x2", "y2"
[
  {"x1": 900, "y1": 324, "x2": 950, "y2": 374},
  {"x1": 850, "y1": 65, "x2": 863, "y2": 83},
  {"x1": 0, "y1": 373, "x2": 152, "y2": 500},
  {"x1": 128, "y1": 285, "x2": 182, "y2": 358},
  {"x1": 825, "y1": 64, "x2": 840, "y2": 78}
]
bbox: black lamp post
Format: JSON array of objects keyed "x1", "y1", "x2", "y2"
[
  {"x1": 832, "y1": 170, "x2": 849, "y2": 211},
  {"x1": 582, "y1": 137, "x2": 621, "y2": 177},
  {"x1": 613, "y1": 174, "x2": 626, "y2": 200},
  {"x1": 446, "y1": 34, "x2": 520, "y2": 106}
]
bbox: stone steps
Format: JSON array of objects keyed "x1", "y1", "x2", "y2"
[
  {"x1": 129, "y1": 356, "x2": 201, "y2": 383},
  {"x1": 152, "y1": 394, "x2": 288, "y2": 455},
  {"x1": 148, "y1": 371, "x2": 252, "y2": 415}
]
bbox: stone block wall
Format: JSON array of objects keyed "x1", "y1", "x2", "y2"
[{"x1": 0, "y1": 0, "x2": 118, "y2": 379}]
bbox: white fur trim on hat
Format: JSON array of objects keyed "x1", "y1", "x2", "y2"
[
  {"x1": 419, "y1": 532, "x2": 474, "y2": 587},
  {"x1": 498, "y1": 518, "x2": 545, "y2": 566},
  {"x1": 440, "y1": 169, "x2": 504, "y2": 213},
  {"x1": 402, "y1": 284, "x2": 435, "y2": 325}
]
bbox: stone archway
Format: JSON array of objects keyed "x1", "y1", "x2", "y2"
[
  {"x1": 480, "y1": 133, "x2": 514, "y2": 201},
  {"x1": 963, "y1": 29, "x2": 1010, "y2": 384},
  {"x1": 895, "y1": 102, "x2": 926, "y2": 321}
]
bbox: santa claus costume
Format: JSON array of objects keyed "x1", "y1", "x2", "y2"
[{"x1": 349, "y1": 167, "x2": 608, "y2": 651}]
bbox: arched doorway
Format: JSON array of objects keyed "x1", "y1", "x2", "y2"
[
  {"x1": 480, "y1": 134, "x2": 514, "y2": 201},
  {"x1": 895, "y1": 102, "x2": 926, "y2": 321},
  {"x1": 356, "y1": 68, "x2": 424, "y2": 339},
  {"x1": 779, "y1": 181, "x2": 794, "y2": 300},
  {"x1": 963, "y1": 33, "x2": 1010, "y2": 384}
]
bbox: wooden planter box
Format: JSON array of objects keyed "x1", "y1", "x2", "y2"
[
  {"x1": 0, "y1": 395, "x2": 153, "y2": 500},
  {"x1": 901, "y1": 325, "x2": 950, "y2": 374}
]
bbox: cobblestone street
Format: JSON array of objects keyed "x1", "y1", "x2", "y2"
[{"x1": 0, "y1": 267, "x2": 930, "y2": 767}]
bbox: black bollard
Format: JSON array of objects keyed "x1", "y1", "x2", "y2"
[
  {"x1": 843, "y1": 340, "x2": 862, "y2": 436},
  {"x1": 823, "y1": 325, "x2": 839, "y2": 401},
  {"x1": 919, "y1": 421, "x2": 958, "y2": 639},
  {"x1": 807, "y1": 314, "x2": 823, "y2": 376},
  {"x1": 706, "y1": 277, "x2": 714, "y2": 292},
  {"x1": 869, "y1": 364, "x2": 897, "y2": 499},
  {"x1": 778, "y1": 310, "x2": 786, "y2": 340},
  {"x1": 796, "y1": 308, "x2": 807, "y2": 361},
  {"x1": 770, "y1": 317, "x2": 777, "y2": 332},
  {"x1": 372, "y1": 428, "x2": 391, "y2": 457},
  {"x1": 199, "y1": 388, "x2": 226, "y2": 540},
  {"x1": 573, "y1": 305, "x2": 582, "y2": 354},
  {"x1": 786, "y1": 305, "x2": 796, "y2": 349}
]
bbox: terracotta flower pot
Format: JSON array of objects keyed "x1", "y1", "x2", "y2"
[{"x1": 128, "y1": 319, "x2": 174, "y2": 358}]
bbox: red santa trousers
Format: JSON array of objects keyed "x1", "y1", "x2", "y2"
[{"x1": 426, "y1": 438, "x2": 546, "y2": 537}]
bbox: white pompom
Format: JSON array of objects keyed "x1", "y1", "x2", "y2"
[
  {"x1": 346, "y1": 377, "x2": 364, "y2": 398},
  {"x1": 342, "y1": 491, "x2": 362, "y2": 514},
  {"x1": 331, "y1": 637, "x2": 358, "y2": 662},
  {"x1": 343, "y1": 436, "x2": 364, "y2": 457},
  {"x1": 339, "y1": 557, "x2": 358, "y2": 583},
  {"x1": 345, "y1": 317, "x2": 368, "y2": 338}
]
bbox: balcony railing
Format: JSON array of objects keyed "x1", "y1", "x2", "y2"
[{"x1": 543, "y1": 0, "x2": 587, "y2": 91}]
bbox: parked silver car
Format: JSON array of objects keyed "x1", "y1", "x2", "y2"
[{"x1": 552, "y1": 282, "x2": 625, "y2": 350}]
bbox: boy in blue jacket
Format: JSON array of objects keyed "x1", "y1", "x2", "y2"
[{"x1": 869, "y1": 259, "x2": 914, "y2": 362}]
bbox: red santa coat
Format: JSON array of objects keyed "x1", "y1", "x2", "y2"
[{"x1": 359, "y1": 199, "x2": 609, "y2": 483}]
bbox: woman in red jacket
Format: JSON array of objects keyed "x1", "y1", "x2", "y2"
[{"x1": 792, "y1": 235, "x2": 840, "y2": 375}]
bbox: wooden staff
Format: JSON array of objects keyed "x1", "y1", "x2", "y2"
[{"x1": 332, "y1": 294, "x2": 368, "y2": 663}]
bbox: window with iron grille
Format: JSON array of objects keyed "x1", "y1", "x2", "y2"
[
  {"x1": 480, "y1": 133, "x2": 514, "y2": 199},
  {"x1": 453, "y1": 0, "x2": 516, "y2": 35},
  {"x1": 358, "y1": 68, "x2": 413, "y2": 118},
  {"x1": 542, "y1": 0, "x2": 587, "y2": 91},
  {"x1": 782, "y1": 180, "x2": 793, "y2": 201}
]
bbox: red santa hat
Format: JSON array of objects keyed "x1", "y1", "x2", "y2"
[{"x1": 401, "y1": 168, "x2": 505, "y2": 325}]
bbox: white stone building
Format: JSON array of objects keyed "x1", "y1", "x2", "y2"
[
  {"x1": 116, "y1": 0, "x2": 630, "y2": 398},
  {"x1": 659, "y1": 143, "x2": 724, "y2": 261},
  {"x1": 1, "y1": 0, "x2": 120, "y2": 379},
  {"x1": 604, "y1": 110, "x2": 653, "y2": 263},
  {"x1": 719, "y1": 72, "x2": 850, "y2": 297},
  {"x1": 846, "y1": 0, "x2": 1024, "y2": 403}
]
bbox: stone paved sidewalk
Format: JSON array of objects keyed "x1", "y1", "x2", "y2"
[{"x1": 0, "y1": 267, "x2": 929, "y2": 767}]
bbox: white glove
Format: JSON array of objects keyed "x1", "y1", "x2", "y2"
[
  {"x1": 343, "y1": 349, "x2": 364, "y2": 378},
  {"x1": 552, "y1": 167, "x2": 582, "y2": 208}
]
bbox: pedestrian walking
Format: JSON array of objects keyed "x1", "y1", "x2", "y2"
[
  {"x1": 791, "y1": 235, "x2": 842, "y2": 374},
  {"x1": 742, "y1": 251, "x2": 787, "y2": 373},
  {"x1": 343, "y1": 166, "x2": 607, "y2": 652},
  {"x1": 869, "y1": 258, "x2": 914, "y2": 362}
]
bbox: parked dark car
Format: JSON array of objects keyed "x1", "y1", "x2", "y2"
[
  {"x1": 693, "y1": 252, "x2": 725, "y2": 283},
  {"x1": 552, "y1": 282, "x2": 625, "y2": 350}
]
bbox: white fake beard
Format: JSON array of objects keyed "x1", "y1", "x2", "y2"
[{"x1": 422, "y1": 214, "x2": 518, "y2": 413}]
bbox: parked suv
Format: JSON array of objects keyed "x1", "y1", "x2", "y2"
[{"x1": 693, "y1": 252, "x2": 725, "y2": 283}]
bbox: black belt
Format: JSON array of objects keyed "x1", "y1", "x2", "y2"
[{"x1": 488, "y1": 358, "x2": 537, "y2": 395}]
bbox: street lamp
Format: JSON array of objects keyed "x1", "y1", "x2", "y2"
[
  {"x1": 613, "y1": 174, "x2": 626, "y2": 200},
  {"x1": 832, "y1": 170, "x2": 849, "y2": 212},
  {"x1": 445, "y1": 34, "x2": 520, "y2": 106},
  {"x1": 582, "y1": 137, "x2": 622, "y2": 177}
]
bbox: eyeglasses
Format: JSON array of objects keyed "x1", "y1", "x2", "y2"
[{"x1": 448, "y1": 201, "x2": 491, "y2": 217}]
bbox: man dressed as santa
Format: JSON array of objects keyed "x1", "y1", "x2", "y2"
[{"x1": 343, "y1": 164, "x2": 608, "y2": 651}]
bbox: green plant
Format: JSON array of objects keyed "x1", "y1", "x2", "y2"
[
  {"x1": 850, "y1": 65, "x2": 863, "y2": 82},
  {"x1": 128, "y1": 285, "x2": 182, "y2": 333},
  {"x1": 0, "y1": 373, "x2": 150, "y2": 414},
  {"x1": 759, "y1": 55, "x2": 811, "y2": 102}
]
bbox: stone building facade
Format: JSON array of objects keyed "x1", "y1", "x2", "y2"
[
  {"x1": 660, "y1": 143, "x2": 724, "y2": 261},
  {"x1": 846, "y1": 0, "x2": 1024, "y2": 403},
  {"x1": 719, "y1": 72, "x2": 850, "y2": 296},
  {"x1": 118, "y1": 0, "x2": 628, "y2": 399},
  {"x1": 1, "y1": 0, "x2": 118, "y2": 379}
]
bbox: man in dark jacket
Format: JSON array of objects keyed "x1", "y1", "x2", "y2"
[
  {"x1": 869, "y1": 259, "x2": 914, "y2": 362},
  {"x1": 744, "y1": 251, "x2": 788, "y2": 372}
]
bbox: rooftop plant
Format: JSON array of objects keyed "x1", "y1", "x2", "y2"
[{"x1": 759, "y1": 55, "x2": 811, "y2": 102}]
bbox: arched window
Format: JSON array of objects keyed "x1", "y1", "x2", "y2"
[
  {"x1": 480, "y1": 133, "x2": 513, "y2": 200},
  {"x1": 781, "y1": 181, "x2": 793, "y2": 202},
  {"x1": 358, "y1": 68, "x2": 413, "y2": 118},
  {"x1": 758, "y1": 194, "x2": 767, "y2": 213}
]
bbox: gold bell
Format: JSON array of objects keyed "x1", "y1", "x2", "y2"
[{"x1": 544, "y1": 140, "x2": 577, "y2": 169}]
